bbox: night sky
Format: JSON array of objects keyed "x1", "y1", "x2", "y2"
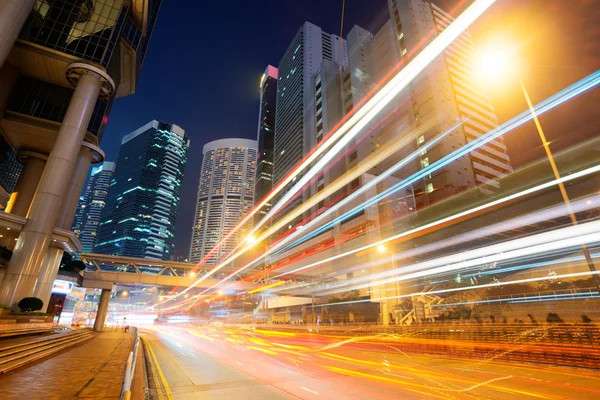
[{"x1": 99, "y1": 0, "x2": 599, "y2": 258}]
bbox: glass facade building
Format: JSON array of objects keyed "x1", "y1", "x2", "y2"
[
  {"x1": 72, "y1": 161, "x2": 116, "y2": 253},
  {"x1": 0, "y1": 134, "x2": 23, "y2": 199},
  {"x1": 95, "y1": 121, "x2": 189, "y2": 260},
  {"x1": 190, "y1": 139, "x2": 257, "y2": 264},
  {"x1": 254, "y1": 65, "x2": 278, "y2": 226}
]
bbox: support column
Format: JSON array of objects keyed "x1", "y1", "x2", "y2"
[
  {"x1": 34, "y1": 147, "x2": 94, "y2": 308},
  {"x1": 0, "y1": 63, "x2": 113, "y2": 309},
  {"x1": 31, "y1": 247, "x2": 62, "y2": 308},
  {"x1": 5, "y1": 152, "x2": 47, "y2": 217},
  {"x1": 0, "y1": 0, "x2": 36, "y2": 69},
  {"x1": 93, "y1": 288, "x2": 111, "y2": 332}
]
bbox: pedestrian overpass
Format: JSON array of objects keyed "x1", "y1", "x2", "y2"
[{"x1": 78, "y1": 253, "x2": 258, "y2": 291}]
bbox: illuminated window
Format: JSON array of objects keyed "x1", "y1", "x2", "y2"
[
  {"x1": 418, "y1": 135, "x2": 425, "y2": 144},
  {"x1": 420, "y1": 157, "x2": 429, "y2": 168},
  {"x1": 426, "y1": 183, "x2": 434, "y2": 193}
]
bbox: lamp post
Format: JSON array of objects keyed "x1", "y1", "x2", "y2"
[
  {"x1": 378, "y1": 244, "x2": 399, "y2": 324},
  {"x1": 247, "y1": 235, "x2": 270, "y2": 324},
  {"x1": 478, "y1": 45, "x2": 600, "y2": 293}
]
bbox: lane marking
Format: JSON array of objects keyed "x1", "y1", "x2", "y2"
[
  {"x1": 301, "y1": 386, "x2": 320, "y2": 395},
  {"x1": 142, "y1": 337, "x2": 174, "y2": 400}
]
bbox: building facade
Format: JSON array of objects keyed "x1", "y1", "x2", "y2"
[
  {"x1": 190, "y1": 138, "x2": 257, "y2": 264},
  {"x1": 386, "y1": 0, "x2": 513, "y2": 205},
  {"x1": 254, "y1": 65, "x2": 278, "y2": 227},
  {"x1": 272, "y1": 22, "x2": 347, "y2": 226},
  {"x1": 72, "y1": 161, "x2": 116, "y2": 254},
  {"x1": 0, "y1": 0, "x2": 162, "y2": 311},
  {"x1": 95, "y1": 121, "x2": 189, "y2": 260}
]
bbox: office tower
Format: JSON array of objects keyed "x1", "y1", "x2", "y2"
[
  {"x1": 72, "y1": 162, "x2": 116, "y2": 254},
  {"x1": 190, "y1": 139, "x2": 257, "y2": 264},
  {"x1": 272, "y1": 22, "x2": 348, "y2": 224},
  {"x1": 254, "y1": 66, "x2": 278, "y2": 226},
  {"x1": 0, "y1": 1, "x2": 162, "y2": 309},
  {"x1": 386, "y1": 0, "x2": 512, "y2": 205},
  {"x1": 95, "y1": 121, "x2": 189, "y2": 260},
  {"x1": 0, "y1": 135, "x2": 23, "y2": 207}
]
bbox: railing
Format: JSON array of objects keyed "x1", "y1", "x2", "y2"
[{"x1": 120, "y1": 327, "x2": 140, "y2": 400}]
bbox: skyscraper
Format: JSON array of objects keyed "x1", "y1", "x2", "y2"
[
  {"x1": 385, "y1": 0, "x2": 512, "y2": 205},
  {"x1": 95, "y1": 121, "x2": 189, "y2": 260},
  {"x1": 72, "y1": 162, "x2": 116, "y2": 254},
  {"x1": 254, "y1": 65, "x2": 278, "y2": 226},
  {"x1": 272, "y1": 22, "x2": 348, "y2": 224},
  {"x1": 190, "y1": 139, "x2": 257, "y2": 264}
]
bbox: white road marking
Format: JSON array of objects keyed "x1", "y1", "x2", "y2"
[{"x1": 301, "y1": 387, "x2": 320, "y2": 395}]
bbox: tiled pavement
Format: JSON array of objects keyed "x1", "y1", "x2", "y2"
[{"x1": 0, "y1": 330, "x2": 133, "y2": 400}]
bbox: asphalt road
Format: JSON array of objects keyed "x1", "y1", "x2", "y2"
[{"x1": 142, "y1": 325, "x2": 600, "y2": 399}]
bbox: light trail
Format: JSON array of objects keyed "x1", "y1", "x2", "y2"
[
  {"x1": 271, "y1": 162, "x2": 600, "y2": 281},
  {"x1": 300, "y1": 195, "x2": 600, "y2": 293},
  {"x1": 320, "y1": 270, "x2": 600, "y2": 309},
  {"x1": 274, "y1": 70, "x2": 600, "y2": 255},
  {"x1": 323, "y1": 222, "x2": 600, "y2": 296},
  {"x1": 247, "y1": 281, "x2": 285, "y2": 295},
  {"x1": 149, "y1": 0, "x2": 500, "y2": 307}
]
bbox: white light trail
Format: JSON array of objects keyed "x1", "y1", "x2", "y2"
[
  {"x1": 324, "y1": 221, "x2": 600, "y2": 295},
  {"x1": 272, "y1": 163, "x2": 600, "y2": 280}
]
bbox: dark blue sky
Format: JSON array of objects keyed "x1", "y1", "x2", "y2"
[{"x1": 100, "y1": 0, "x2": 599, "y2": 257}]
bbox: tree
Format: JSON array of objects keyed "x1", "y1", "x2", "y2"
[
  {"x1": 60, "y1": 259, "x2": 86, "y2": 272},
  {"x1": 18, "y1": 297, "x2": 43, "y2": 312}
]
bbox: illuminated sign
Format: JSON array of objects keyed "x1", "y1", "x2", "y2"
[{"x1": 52, "y1": 280, "x2": 73, "y2": 294}]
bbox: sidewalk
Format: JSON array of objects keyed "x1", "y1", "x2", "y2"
[{"x1": 0, "y1": 330, "x2": 133, "y2": 400}]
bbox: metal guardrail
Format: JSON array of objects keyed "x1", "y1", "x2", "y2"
[{"x1": 120, "y1": 327, "x2": 140, "y2": 400}]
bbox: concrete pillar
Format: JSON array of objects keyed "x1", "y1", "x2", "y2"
[
  {"x1": 381, "y1": 302, "x2": 390, "y2": 325},
  {"x1": 93, "y1": 288, "x2": 111, "y2": 332},
  {"x1": 5, "y1": 152, "x2": 47, "y2": 217},
  {"x1": 0, "y1": 0, "x2": 36, "y2": 69},
  {"x1": 56, "y1": 147, "x2": 93, "y2": 228},
  {"x1": 0, "y1": 63, "x2": 113, "y2": 309},
  {"x1": 32, "y1": 247, "x2": 62, "y2": 309},
  {"x1": 34, "y1": 147, "x2": 93, "y2": 308}
]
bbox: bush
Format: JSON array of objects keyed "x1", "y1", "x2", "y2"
[
  {"x1": 581, "y1": 314, "x2": 592, "y2": 323},
  {"x1": 528, "y1": 314, "x2": 538, "y2": 324},
  {"x1": 547, "y1": 312, "x2": 564, "y2": 324},
  {"x1": 18, "y1": 297, "x2": 43, "y2": 312}
]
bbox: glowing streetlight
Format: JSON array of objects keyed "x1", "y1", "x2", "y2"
[
  {"x1": 121, "y1": 290, "x2": 129, "y2": 297},
  {"x1": 477, "y1": 40, "x2": 600, "y2": 292},
  {"x1": 246, "y1": 234, "x2": 258, "y2": 245},
  {"x1": 189, "y1": 271, "x2": 196, "y2": 278},
  {"x1": 377, "y1": 244, "x2": 387, "y2": 254}
]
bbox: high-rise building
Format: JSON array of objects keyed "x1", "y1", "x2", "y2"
[
  {"x1": 72, "y1": 162, "x2": 116, "y2": 254},
  {"x1": 0, "y1": 134, "x2": 22, "y2": 207},
  {"x1": 272, "y1": 22, "x2": 348, "y2": 224},
  {"x1": 385, "y1": 0, "x2": 513, "y2": 205},
  {"x1": 0, "y1": 1, "x2": 162, "y2": 310},
  {"x1": 254, "y1": 65, "x2": 278, "y2": 226},
  {"x1": 190, "y1": 139, "x2": 257, "y2": 264},
  {"x1": 95, "y1": 121, "x2": 189, "y2": 261}
]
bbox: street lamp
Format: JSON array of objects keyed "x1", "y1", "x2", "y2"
[
  {"x1": 377, "y1": 244, "x2": 400, "y2": 322},
  {"x1": 247, "y1": 234, "x2": 270, "y2": 323},
  {"x1": 477, "y1": 42, "x2": 600, "y2": 293}
]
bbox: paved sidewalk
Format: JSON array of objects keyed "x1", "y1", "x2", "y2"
[{"x1": 0, "y1": 330, "x2": 133, "y2": 400}]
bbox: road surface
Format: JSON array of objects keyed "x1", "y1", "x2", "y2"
[{"x1": 142, "y1": 325, "x2": 600, "y2": 399}]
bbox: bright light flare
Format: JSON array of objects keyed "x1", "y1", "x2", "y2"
[{"x1": 476, "y1": 37, "x2": 520, "y2": 83}]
